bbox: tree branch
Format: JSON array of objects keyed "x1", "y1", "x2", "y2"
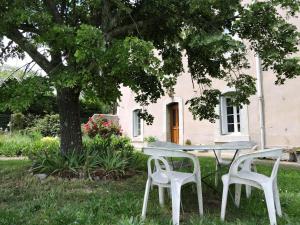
[
  {"x1": 6, "y1": 29, "x2": 52, "y2": 74},
  {"x1": 19, "y1": 24, "x2": 40, "y2": 34},
  {"x1": 43, "y1": 0, "x2": 63, "y2": 24},
  {"x1": 0, "y1": 40, "x2": 13, "y2": 59},
  {"x1": 106, "y1": 21, "x2": 145, "y2": 40}
]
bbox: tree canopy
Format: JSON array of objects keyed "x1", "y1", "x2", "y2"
[{"x1": 0, "y1": 0, "x2": 299, "y2": 153}]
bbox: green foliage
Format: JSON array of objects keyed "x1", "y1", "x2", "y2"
[
  {"x1": 187, "y1": 89, "x2": 221, "y2": 122},
  {"x1": 233, "y1": 1, "x2": 300, "y2": 85},
  {"x1": 0, "y1": 133, "x2": 59, "y2": 156},
  {"x1": 0, "y1": 75, "x2": 53, "y2": 113},
  {"x1": 144, "y1": 136, "x2": 158, "y2": 144},
  {"x1": 185, "y1": 139, "x2": 192, "y2": 145},
  {"x1": 33, "y1": 114, "x2": 60, "y2": 137},
  {"x1": 82, "y1": 115, "x2": 121, "y2": 138},
  {"x1": 117, "y1": 217, "x2": 145, "y2": 225},
  {"x1": 10, "y1": 112, "x2": 25, "y2": 131},
  {"x1": 30, "y1": 135, "x2": 136, "y2": 180}
]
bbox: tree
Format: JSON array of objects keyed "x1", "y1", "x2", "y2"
[{"x1": 1, "y1": 0, "x2": 299, "y2": 154}]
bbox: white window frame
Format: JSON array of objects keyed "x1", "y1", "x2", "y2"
[
  {"x1": 214, "y1": 91, "x2": 249, "y2": 142},
  {"x1": 132, "y1": 108, "x2": 143, "y2": 141},
  {"x1": 220, "y1": 97, "x2": 241, "y2": 135},
  {"x1": 133, "y1": 109, "x2": 141, "y2": 137}
]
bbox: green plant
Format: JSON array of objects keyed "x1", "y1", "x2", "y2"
[
  {"x1": 185, "y1": 139, "x2": 192, "y2": 145},
  {"x1": 82, "y1": 114, "x2": 122, "y2": 138},
  {"x1": 34, "y1": 114, "x2": 60, "y2": 137},
  {"x1": 30, "y1": 151, "x2": 81, "y2": 177},
  {"x1": 144, "y1": 136, "x2": 158, "y2": 143},
  {"x1": 98, "y1": 152, "x2": 127, "y2": 178},
  {"x1": 10, "y1": 113, "x2": 25, "y2": 131},
  {"x1": 118, "y1": 217, "x2": 145, "y2": 225},
  {"x1": 0, "y1": 133, "x2": 59, "y2": 156},
  {"x1": 30, "y1": 135, "x2": 136, "y2": 180}
]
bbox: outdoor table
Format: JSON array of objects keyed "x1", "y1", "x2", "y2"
[{"x1": 174, "y1": 144, "x2": 255, "y2": 193}]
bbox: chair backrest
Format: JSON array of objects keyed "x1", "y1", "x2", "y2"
[
  {"x1": 229, "y1": 148, "x2": 283, "y2": 179},
  {"x1": 143, "y1": 147, "x2": 201, "y2": 177}
]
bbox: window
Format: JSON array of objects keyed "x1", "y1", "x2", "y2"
[
  {"x1": 220, "y1": 97, "x2": 241, "y2": 134},
  {"x1": 133, "y1": 109, "x2": 141, "y2": 137}
]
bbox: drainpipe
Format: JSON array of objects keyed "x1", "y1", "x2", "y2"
[{"x1": 255, "y1": 55, "x2": 266, "y2": 149}]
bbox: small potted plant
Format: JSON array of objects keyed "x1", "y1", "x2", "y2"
[{"x1": 144, "y1": 136, "x2": 158, "y2": 146}]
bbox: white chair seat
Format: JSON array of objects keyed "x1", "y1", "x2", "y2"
[
  {"x1": 151, "y1": 171, "x2": 169, "y2": 184},
  {"x1": 223, "y1": 171, "x2": 270, "y2": 185},
  {"x1": 152, "y1": 171, "x2": 194, "y2": 185},
  {"x1": 236, "y1": 171, "x2": 270, "y2": 184}
]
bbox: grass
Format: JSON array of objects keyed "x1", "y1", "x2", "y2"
[{"x1": 0, "y1": 158, "x2": 300, "y2": 225}]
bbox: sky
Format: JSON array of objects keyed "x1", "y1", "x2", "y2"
[{"x1": 1, "y1": 37, "x2": 43, "y2": 73}]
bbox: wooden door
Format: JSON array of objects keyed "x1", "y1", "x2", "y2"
[{"x1": 170, "y1": 103, "x2": 179, "y2": 144}]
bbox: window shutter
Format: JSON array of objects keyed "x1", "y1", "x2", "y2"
[
  {"x1": 220, "y1": 96, "x2": 228, "y2": 134},
  {"x1": 133, "y1": 109, "x2": 141, "y2": 137}
]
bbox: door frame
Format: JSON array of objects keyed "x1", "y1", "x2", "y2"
[{"x1": 163, "y1": 97, "x2": 184, "y2": 145}]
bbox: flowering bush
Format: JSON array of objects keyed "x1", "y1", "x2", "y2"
[{"x1": 82, "y1": 114, "x2": 122, "y2": 138}]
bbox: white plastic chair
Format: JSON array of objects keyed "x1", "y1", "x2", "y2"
[
  {"x1": 220, "y1": 148, "x2": 283, "y2": 225},
  {"x1": 215, "y1": 142, "x2": 258, "y2": 198},
  {"x1": 141, "y1": 147, "x2": 203, "y2": 225}
]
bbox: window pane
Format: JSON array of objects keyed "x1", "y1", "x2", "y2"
[
  {"x1": 227, "y1": 124, "x2": 234, "y2": 133},
  {"x1": 227, "y1": 115, "x2": 234, "y2": 123},
  {"x1": 237, "y1": 114, "x2": 240, "y2": 123},
  {"x1": 227, "y1": 106, "x2": 233, "y2": 115},
  {"x1": 238, "y1": 123, "x2": 241, "y2": 132},
  {"x1": 226, "y1": 98, "x2": 232, "y2": 106}
]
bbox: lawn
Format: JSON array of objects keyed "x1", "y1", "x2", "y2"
[{"x1": 0, "y1": 158, "x2": 300, "y2": 225}]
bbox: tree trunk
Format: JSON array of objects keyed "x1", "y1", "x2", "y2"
[{"x1": 57, "y1": 87, "x2": 82, "y2": 155}]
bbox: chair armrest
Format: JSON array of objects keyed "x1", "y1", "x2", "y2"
[{"x1": 229, "y1": 148, "x2": 283, "y2": 176}]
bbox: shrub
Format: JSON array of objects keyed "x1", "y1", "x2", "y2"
[
  {"x1": 185, "y1": 139, "x2": 192, "y2": 145},
  {"x1": 144, "y1": 136, "x2": 157, "y2": 143},
  {"x1": 10, "y1": 113, "x2": 25, "y2": 131},
  {"x1": 82, "y1": 114, "x2": 121, "y2": 138},
  {"x1": 31, "y1": 135, "x2": 136, "y2": 180},
  {"x1": 0, "y1": 133, "x2": 31, "y2": 156},
  {"x1": 0, "y1": 133, "x2": 59, "y2": 156},
  {"x1": 34, "y1": 114, "x2": 60, "y2": 137}
]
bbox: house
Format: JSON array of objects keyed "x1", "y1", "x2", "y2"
[{"x1": 117, "y1": 14, "x2": 300, "y2": 150}]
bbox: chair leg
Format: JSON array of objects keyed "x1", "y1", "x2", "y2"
[
  {"x1": 196, "y1": 176, "x2": 204, "y2": 216},
  {"x1": 246, "y1": 185, "x2": 252, "y2": 198},
  {"x1": 142, "y1": 179, "x2": 152, "y2": 220},
  {"x1": 158, "y1": 186, "x2": 165, "y2": 207},
  {"x1": 221, "y1": 181, "x2": 229, "y2": 221},
  {"x1": 171, "y1": 181, "x2": 182, "y2": 225},
  {"x1": 263, "y1": 186, "x2": 277, "y2": 225},
  {"x1": 273, "y1": 182, "x2": 282, "y2": 217},
  {"x1": 235, "y1": 184, "x2": 242, "y2": 207},
  {"x1": 215, "y1": 162, "x2": 219, "y2": 187}
]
